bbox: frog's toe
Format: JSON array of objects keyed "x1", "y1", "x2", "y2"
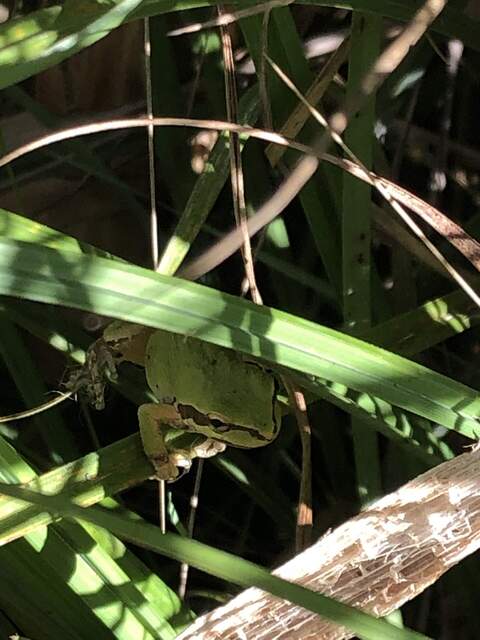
[
  {"x1": 148, "y1": 455, "x2": 181, "y2": 482},
  {"x1": 193, "y1": 438, "x2": 226, "y2": 459},
  {"x1": 170, "y1": 450, "x2": 193, "y2": 470}
]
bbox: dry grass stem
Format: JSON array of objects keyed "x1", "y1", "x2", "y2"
[
  {"x1": 218, "y1": 4, "x2": 261, "y2": 304},
  {"x1": 167, "y1": 0, "x2": 294, "y2": 37},
  {"x1": 2, "y1": 115, "x2": 478, "y2": 297}
]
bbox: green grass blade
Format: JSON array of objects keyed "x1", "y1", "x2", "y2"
[
  {"x1": 0, "y1": 237, "x2": 479, "y2": 440},
  {"x1": 0, "y1": 2, "x2": 477, "y2": 90},
  {"x1": 0, "y1": 434, "x2": 150, "y2": 544},
  {"x1": 0, "y1": 483, "x2": 431, "y2": 640},
  {"x1": 1, "y1": 538, "x2": 116, "y2": 640},
  {"x1": 342, "y1": 12, "x2": 382, "y2": 503},
  {"x1": 362, "y1": 288, "x2": 480, "y2": 356},
  {"x1": 157, "y1": 86, "x2": 259, "y2": 275},
  {"x1": 0, "y1": 432, "x2": 183, "y2": 638},
  {"x1": 295, "y1": 373, "x2": 453, "y2": 466}
]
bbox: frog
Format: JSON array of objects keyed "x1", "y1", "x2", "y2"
[{"x1": 97, "y1": 322, "x2": 281, "y2": 481}]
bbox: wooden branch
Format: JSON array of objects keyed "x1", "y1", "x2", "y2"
[{"x1": 178, "y1": 448, "x2": 480, "y2": 639}]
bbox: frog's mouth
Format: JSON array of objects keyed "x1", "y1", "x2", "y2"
[{"x1": 177, "y1": 403, "x2": 231, "y2": 432}]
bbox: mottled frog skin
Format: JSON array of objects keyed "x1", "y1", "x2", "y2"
[{"x1": 102, "y1": 323, "x2": 280, "y2": 481}]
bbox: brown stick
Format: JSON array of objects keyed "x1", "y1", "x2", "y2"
[
  {"x1": 217, "y1": 7, "x2": 313, "y2": 550},
  {"x1": 177, "y1": 446, "x2": 480, "y2": 640},
  {"x1": 284, "y1": 378, "x2": 313, "y2": 552}
]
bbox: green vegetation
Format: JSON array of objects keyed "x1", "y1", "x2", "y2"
[{"x1": 1, "y1": 1, "x2": 480, "y2": 638}]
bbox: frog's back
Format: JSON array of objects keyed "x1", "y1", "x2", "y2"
[{"x1": 145, "y1": 330, "x2": 275, "y2": 435}]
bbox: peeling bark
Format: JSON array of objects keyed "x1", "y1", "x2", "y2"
[{"x1": 178, "y1": 448, "x2": 480, "y2": 639}]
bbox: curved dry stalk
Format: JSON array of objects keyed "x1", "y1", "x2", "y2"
[
  {"x1": 284, "y1": 378, "x2": 313, "y2": 551},
  {"x1": 167, "y1": 0, "x2": 294, "y2": 37},
  {"x1": 177, "y1": 446, "x2": 480, "y2": 640},
  {"x1": 0, "y1": 390, "x2": 74, "y2": 423},
  {"x1": 2, "y1": 115, "x2": 479, "y2": 291},
  {"x1": 0, "y1": 116, "x2": 480, "y2": 280}
]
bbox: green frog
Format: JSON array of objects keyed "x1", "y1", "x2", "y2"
[{"x1": 98, "y1": 322, "x2": 281, "y2": 481}]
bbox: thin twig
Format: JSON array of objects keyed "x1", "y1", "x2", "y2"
[
  {"x1": 2, "y1": 114, "x2": 479, "y2": 303},
  {"x1": 178, "y1": 459, "x2": 204, "y2": 599},
  {"x1": 284, "y1": 379, "x2": 313, "y2": 552},
  {"x1": 218, "y1": 3, "x2": 312, "y2": 550},
  {"x1": 0, "y1": 391, "x2": 74, "y2": 423},
  {"x1": 144, "y1": 17, "x2": 159, "y2": 270},
  {"x1": 266, "y1": 53, "x2": 480, "y2": 311},
  {"x1": 144, "y1": 16, "x2": 166, "y2": 534},
  {"x1": 168, "y1": 0, "x2": 294, "y2": 37},
  {"x1": 219, "y1": 5, "x2": 261, "y2": 303}
]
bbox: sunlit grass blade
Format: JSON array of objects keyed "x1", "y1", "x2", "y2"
[
  {"x1": 1, "y1": 237, "x2": 480, "y2": 440},
  {"x1": 0, "y1": 1, "x2": 477, "y2": 90},
  {"x1": 296, "y1": 374, "x2": 453, "y2": 466},
  {"x1": 157, "y1": 86, "x2": 259, "y2": 275},
  {"x1": 0, "y1": 434, "x2": 150, "y2": 545},
  {"x1": 2, "y1": 538, "x2": 119, "y2": 640},
  {"x1": 362, "y1": 288, "x2": 480, "y2": 356},
  {"x1": 0, "y1": 0, "x2": 146, "y2": 88},
  {"x1": 0, "y1": 434, "x2": 184, "y2": 639},
  {"x1": 0, "y1": 483, "x2": 431, "y2": 640}
]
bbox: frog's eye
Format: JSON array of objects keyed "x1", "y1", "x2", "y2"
[
  {"x1": 210, "y1": 418, "x2": 229, "y2": 432},
  {"x1": 178, "y1": 404, "x2": 209, "y2": 426}
]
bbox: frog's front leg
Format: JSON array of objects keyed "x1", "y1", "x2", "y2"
[
  {"x1": 138, "y1": 404, "x2": 226, "y2": 482},
  {"x1": 139, "y1": 404, "x2": 181, "y2": 481}
]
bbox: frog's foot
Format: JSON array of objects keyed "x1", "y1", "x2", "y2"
[
  {"x1": 65, "y1": 338, "x2": 118, "y2": 409},
  {"x1": 169, "y1": 450, "x2": 194, "y2": 480},
  {"x1": 149, "y1": 452, "x2": 183, "y2": 482},
  {"x1": 160, "y1": 441, "x2": 226, "y2": 482},
  {"x1": 150, "y1": 449, "x2": 196, "y2": 482},
  {"x1": 192, "y1": 438, "x2": 226, "y2": 459}
]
